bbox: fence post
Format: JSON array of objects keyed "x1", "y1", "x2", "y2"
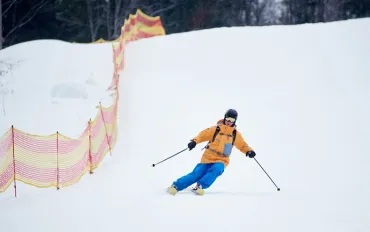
[
  {"x1": 99, "y1": 102, "x2": 112, "y2": 156},
  {"x1": 88, "y1": 119, "x2": 93, "y2": 174},
  {"x1": 11, "y1": 125, "x2": 16, "y2": 198},
  {"x1": 56, "y1": 131, "x2": 60, "y2": 190}
]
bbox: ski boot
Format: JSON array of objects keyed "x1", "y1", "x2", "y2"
[
  {"x1": 167, "y1": 184, "x2": 178, "y2": 195},
  {"x1": 191, "y1": 184, "x2": 205, "y2": 196}
]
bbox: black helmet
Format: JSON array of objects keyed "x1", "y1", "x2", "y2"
[{"x1": 224, "y1": 109, "x2": 238, "y2": 120}]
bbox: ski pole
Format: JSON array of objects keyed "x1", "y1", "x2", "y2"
[
  {"x1": 152, "y1": 147, "x2": 188, "y2": 167},
  {"x1": 253, "y1": 158, "x2": 281, "y2": 191}
]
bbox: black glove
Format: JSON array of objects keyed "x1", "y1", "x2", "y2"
[
  {"x1": 188, "y1": 140, "x2": 196, "y2": 150},
  {"x1": 246, "y1": 150, "x2": 256, "y2": 158}
]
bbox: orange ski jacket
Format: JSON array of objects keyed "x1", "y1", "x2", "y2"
[{"x1": 192, "y1": 119, "x2": 253, "y2": 167}]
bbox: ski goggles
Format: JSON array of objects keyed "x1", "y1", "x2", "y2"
[{"x1": 225, "y1": 117, "x2": 236, "y2": 122}]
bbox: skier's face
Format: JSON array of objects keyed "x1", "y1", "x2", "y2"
[{"x1": 225, "y1": 117, "x2": 235, "y2": 126}]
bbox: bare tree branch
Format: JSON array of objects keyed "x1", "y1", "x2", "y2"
[
  {"x1": 3, "y1": 0, "x2": 18, "y2": 16},
  {"x1": 151, "y1": 2, "x2": 180, "y2": 16},
  {"x1": 106, "y1": 0, "x2": 112, "y2": 39},
  {"x1": 85, "y1": 0, "x2": 95, "y2": 41},
  {"x1": 144, "y1": 0, "x2": 187, "y2": 16},
  {"x1": 55, "y1": 13, "x2": 86, "y2": 27},
  {"x1": 113, "y1": 0, "x2": 132, "y2": 39},
  {"x1": 4, "y1": 0, "x2": 48, "y2": 40}
]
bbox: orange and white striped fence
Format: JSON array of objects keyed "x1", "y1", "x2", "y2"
[{"x1": 0, "y1": 9, "x2": 166, "y2": 197}]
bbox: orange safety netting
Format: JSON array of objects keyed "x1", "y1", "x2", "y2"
[{"x1": 0, "y1": 9, "x2": 165, "y2": 195}]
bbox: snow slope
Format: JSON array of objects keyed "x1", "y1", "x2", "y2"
[
  {"x1": 1, "y1": 18, "x2": 370, "y2": 232},
  {"x1": 0, "y1": 40, "x2": 115, "y2": 137}
]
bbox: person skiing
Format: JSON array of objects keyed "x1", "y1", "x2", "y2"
[{"x1": 167, "y1": 109, "x2": 256, "y2": 196}]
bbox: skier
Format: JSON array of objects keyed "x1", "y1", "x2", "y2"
[{"x1": 167, "y1": 109, "x2": 256, "y2": 195}]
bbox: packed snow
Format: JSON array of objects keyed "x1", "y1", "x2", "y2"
[
  {"x1": 0, "y1": 40, "x2": 115, "y2": 137},
  {"x1": 1, "y1": 18, "x2": 370, "y2": 232}
]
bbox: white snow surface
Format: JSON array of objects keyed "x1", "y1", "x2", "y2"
[{"x1": 1, "y1": 19, "x2": 370, "y2": 232}]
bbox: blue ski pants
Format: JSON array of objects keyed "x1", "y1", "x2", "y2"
[{"x1": 172, "y1": 162, "x2": 225, "y2": 191}]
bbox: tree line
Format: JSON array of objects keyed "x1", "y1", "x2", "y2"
[{"x1": 1, "y1": 0, "x2": 369, "y2": 49}]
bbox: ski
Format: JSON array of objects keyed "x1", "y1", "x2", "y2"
[{"x1": 166, "y1": 187, "x2": 205, "y2": 196}]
